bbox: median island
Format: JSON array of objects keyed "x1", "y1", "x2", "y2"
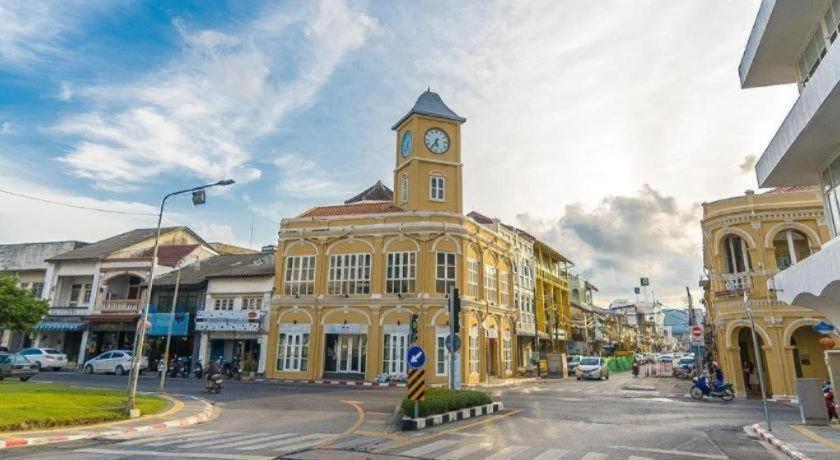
[
  {"x1": 0, "y1": 381, "x2": 168, "y2": 432},
  {"x1": 401, "y1": 388, "x2": 502, "y2": 430}
]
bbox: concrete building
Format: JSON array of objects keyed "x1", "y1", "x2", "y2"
[
  {"x1": 568, "y1": 274, "x2": 600, "y2": 355},
  {"x1": 740, "y1": 0, "x2": 840, "y2": 327},
  {"x1": 0, "y1": 241, "x2": 86, "y2": 350},
  {"x1": 701, "y1": 188, "x2": 831, "y2": 399}
]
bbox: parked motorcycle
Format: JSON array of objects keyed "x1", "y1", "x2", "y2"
[
  {"x1": 177, "y1": 356, "x2": 192, "y2": 379},
  {"x1": 205, "y1": 373, "x2": 223, "y2": 393},
  {"x1": 194, "y1": 360, "x2": 204, "y2": 379},
  {"x1": 673, "y1": 366, "x2": 694, "y2": 380},
  {"x1": 223, "y1": 358, "x2": 242, "y2": 381},
  {"x1": 690, "y1": 374, "x2": 735, "y2": 401}
]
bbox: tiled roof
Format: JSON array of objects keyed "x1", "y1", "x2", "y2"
[
  {"x1": 154, "y1": 253, "x2": 267, "y2": 286},
  {"x1": 207, "y1": 254, "x2": 275, "y2": 278},
  {"x1": 467, "y1": 211, "x2": 495, "y2": 225},
  {"x1": 345, "y1": 180, "x2": 394, "y2": 204},
  {"x1": 46, "y1": 227, "x2": 195, "y2": 262},
  {"x1": 762, "y1": 185, "x2": 817, "y2": 194},
  {"x1": 391, "y1": 89, "x2": 466, "y2": 130},
  {"x1": 141, "y1": 244, "x2": 200, "y2": 268},
  {"x1": 299, "y1": 202, "x2": 404, "y2": 218}
]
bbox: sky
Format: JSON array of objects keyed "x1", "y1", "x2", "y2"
[{"x1": 0, "y1": 0, "x2": 799, "y2": 307}]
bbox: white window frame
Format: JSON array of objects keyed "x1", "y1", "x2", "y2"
[
  {"x1": 436, "y1": 252, "x2": 456, "y2": 294},
  {"x1": 467, "y1": 258, "x2": 479, "y2": 297},
  {"x1": 500, "y1": 271, "x2": 509, "y2": 306},
  {"x1": 400, "y1": 174, "x2": 408, "y2": 204},
  {"x1": 484, "y1": 265, "x2": 497, "y2": 302},
  {"x1": 31, "y1": 282, "x2": 44, "y2": 298},
  {"x1": 328, "y1": 253, "x2": 371, "y2": 295},
  {"x1": 502, "y1": 330, "x2": 512, "y2": 373},
  {"x1": 213, "y1": 297, "x2": 236, "y2": 311},
  {"x1": 429, "y1": 175, "x2": 445, "y2": 201},
  {"x1": 469, "y1": 325, "x2": 480, "y2": 374},
  {"x1": 241, "y1": 296, "x2": 263, "y2": 310},
  {"x1": 436, "y1": 330, "x2": 450, "y2": 375},
  {"x1": 284, "y1": 255, "x2": 316, "y2": 295},
  {"x1": 69, "y1": 283, "x2": 92, "y2": 306},
  {"x1": 382, "y1": 332, "x2": 408, "y2": 376},
  {"x1": 386, "y1": 252, "x2": 416, "y2": 294},
  {"x1": 277, "y1": 332, "x2": 309, "y2": 372}
]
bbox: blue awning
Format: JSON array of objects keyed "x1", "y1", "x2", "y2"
[{"x1": 36, "y1": 321, "x2": 87, "y2": 332}]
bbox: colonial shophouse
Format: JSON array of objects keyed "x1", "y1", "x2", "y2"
[
  {"x1": 702, "y1": 187, "x2": 832, "y2": 399},
  {"x1": 266, "y1": 90, "x2": 550, "y2": 385}
]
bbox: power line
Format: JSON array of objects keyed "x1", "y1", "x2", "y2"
[{"x1": 0, "y1": 187, "x2": 158, "y2": 217}]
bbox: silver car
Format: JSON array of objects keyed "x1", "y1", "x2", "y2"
[
  {"x1": 0, "y1": 353, "x2": 38, "y2": 381},
  {"x1": 576, "y1": 356, "x2": 609, "y2": 380},
  {"x1": 18, "y1": 348, "x2": 68, "y2": 371},
  {"x1": 83, "y1": 350, "x2": 148, "y2": 375}
]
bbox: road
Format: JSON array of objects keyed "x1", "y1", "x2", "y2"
[{"x1": 5, "y1": 371, "x2": 798, "y2": 459}]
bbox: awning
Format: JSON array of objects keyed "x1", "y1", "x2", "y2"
[{"x1": 36, "y1": 321, "x2": 87, "y2": 332}]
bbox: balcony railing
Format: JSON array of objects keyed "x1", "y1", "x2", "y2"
[
  {"x1": 713, "y1": 273, "x2": 755, "y2": 297},
  {"x1": 48, "y1": 306, "x2": 91, "y2": 316},
  {"x1": 99, "y1": 299, "x2": 143, "y2": 312}
]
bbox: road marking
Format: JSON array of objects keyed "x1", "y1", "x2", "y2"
[
  {"x1": 401, "y1": 439, "x2": 458, "y2": 457},
  {"x1": 628, "y1": 457, "x2": 653, "y2": 460},
  {"x1": 790, "y1": 424, "x2": 840, "y2": 451},
  {"x1": 114, "y1": 430, "x2": 206, "y2": 445},
  {"x1": 530, "y1": 448, "x2": 568, "y2": 459},
  {"x1": 224, "y1": 433, "x2": 297, "y2": 448},
  {"x1": 273, "y1": 435, "x2": 336, "y2": 453},
  {"x1": 75, "y1": 448, "x2": 271, "y2": 460},
  {"x1": 143, "y1": 431, "x2": 227, "y2": 446},
  {"x1": 436, "y1": 442, "x2": 491, "y2": 459},
  {"x1": 240, "y1": 433, "x2": 332, "y2": 451},
  {"x1": 609, "y1": 445, "x2": 727, "y2": 459},
  {"x1": 580, "y1": 453, "x2": 607, "y2": 460},
  {"x1": 316, "y1": 400, "x2": 365, "y2": 449},
  {"x1": 484, "y1": 444, "x2": 529, "y2": 459},
  {"x1": 181, "y1": 432, "x2": 268, "y2": 448}
]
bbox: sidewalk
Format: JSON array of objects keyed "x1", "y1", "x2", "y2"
[
  {"x1": 0, "y1": 393, "x2": 215, "y2": 450},
  {"x1": 749, "y1": 421, "x2": 840, "y2": 459}
]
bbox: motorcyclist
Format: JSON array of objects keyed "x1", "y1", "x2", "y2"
[
  {"x1": 710, "y1": 361, "x2": 725, "y2": 390},
  {"x1": 631, "y1": 361, "x2": 640, "y2": 378},
  {"x1": 205, "y1": 359, "x2": 222, "y2": 383}
]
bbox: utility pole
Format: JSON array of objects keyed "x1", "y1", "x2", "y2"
[{"x1": 744, "y1": 292, "x2": 772, "y2": 431}]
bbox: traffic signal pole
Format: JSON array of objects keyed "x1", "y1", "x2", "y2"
[{"x1": 448, "y1": 286, "x2": 460, "y2": 391}]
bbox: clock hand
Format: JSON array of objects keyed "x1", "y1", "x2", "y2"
[{"x1": 432, "y1": 139, "x2": 439, "y2": 148}]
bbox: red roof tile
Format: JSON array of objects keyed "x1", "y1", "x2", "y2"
[
  {"x1": 142, "y1": 244, "x2": 200, "y2": 267},
  {"x1": 763, "y1": 185, "x2": 817, "y2": 194},
  {"x1": 300, "y1": 202, "x2": 404, "y2": 218}
]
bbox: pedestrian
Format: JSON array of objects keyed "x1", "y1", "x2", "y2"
[
  {"x1": 742, "y1": 362, "x2": 750, "y2": 392},
  {"x1": 632, "y1": 361, "x2": 639, "y2": 378},
  {"x1": 748, "y1": 365, "x2": 758, "y2": 393},
  {"x1": 824, "y1": 380, "x2": 838, "y2": 421}
]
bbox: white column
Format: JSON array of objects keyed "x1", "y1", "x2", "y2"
[
  {"x1": 32, "y1": 334, "x2": 41, "y2": 348},
  {"x1": 0, "y1": 329, "x2": 11, "y2": 348},
  {"x1": 77, "y1": 330, "x2": 89, "y2": 367},
  {"x1": 89, "y1": 266, "x2": 102, "y2": 313},
  {"x1": 258, "y1": 335, "x2": 268, "y2": 374},
  {"x1": 198, "y1": 333, "x2": 209, "y2": 365}
]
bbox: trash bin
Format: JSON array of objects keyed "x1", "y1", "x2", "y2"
[{"x1": 796, "y1": 378, "x2": 829, "y2": 426}]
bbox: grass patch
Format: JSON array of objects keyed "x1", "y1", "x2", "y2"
[
  {"x1": 0, "y1": 381, "x2": 168, "y2": 432},
  {"x1": 401, "y1": 387, "x2": 492, "y2": 418}
]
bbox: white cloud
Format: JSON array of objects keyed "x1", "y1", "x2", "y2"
[
  {"x1": 0, "y1": 1, "x2": 68, "y2": 64},
  {"x1": 56, "y1": 0, "x2": 377, "y2": 190},
  {"x1": 0, "y1": 122, "x2": 11, "y2": 134},
  {"x1": 58, "y1": 81, "x2": 72, "y2": 101}
]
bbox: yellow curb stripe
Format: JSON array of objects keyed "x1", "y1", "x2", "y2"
[{"x1": 789, "y1": 424, "x2": 840, "y2": 451}]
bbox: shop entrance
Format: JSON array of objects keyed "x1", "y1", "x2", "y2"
[
  {"x1": 487, "y1": 338, "x2": 498, "y2": 376},
  {"x1": 324, "y1": 333, "x2": 366, "y2": 378},
  {"x1": 383, "y1": 332, "x2": 408, "y2": 376},
  {"x1": 737, "y1": 327, "x2": 772, "y2": 399}
]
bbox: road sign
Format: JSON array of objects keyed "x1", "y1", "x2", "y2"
[
  {"x1": 445, "y1": 335, "x2": 462, "y2": 352},
  {"x1": 634, "y1": 287, "x2": 640, "y2": 295},
  {"x1": 407, "y1": 345, "x2": 426, "y2": 369},
  {"x1": 691, "y1": 325, "x2": 703, "y2": 338},
  {"x1": 814, "y1": 321, "x2": 836, "y2": 335},
  {"x1": 640, "y1": 277, "x2": 650, "y2": 287},
  {"x1": 407, "y1": 368, "x2": 426, "y2": 401}
]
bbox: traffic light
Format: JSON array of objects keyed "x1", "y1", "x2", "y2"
[
  {"x1": 409, "y1": 313, "x2": 419, "y2": 344},
  {"x1": 452, "y1": 288, "x2": 461, "y2": 333}
]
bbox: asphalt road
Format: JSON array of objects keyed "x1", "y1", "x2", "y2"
[{"x1": 5, "y1": 371, "x2": 797, "y2": 459}]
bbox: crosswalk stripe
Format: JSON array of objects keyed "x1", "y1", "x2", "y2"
[
  {"x1": 484, "y1": 445, "x2": 530, "y2": 460},
  {"x1": 143, "y1": 431, "x2": 228, "y2": 447},
  {"x1": 401, "y1": 440, "x2": 459, "y2": 457},
  {"x1": 273, "y1": 435, "x2": 336, "y2": 453},
  {"x1": 115, "y1": 430, "x2": 205, "y2": 446},
  {"x1": 75, "y1": 447, "x2": 271, "y2": 460},
  {"x1": 530, "y1": 448, "x2": 568, "y2": 460},
  {"x1": 240, "y1": 433, "x2": 331, "y2": 451},
  {"x1": 181, "y1": 432, "x2": 267, "y2": 448},
  {"x1": 224, "y1": 433, "x2": 297, "y2": 448},
  {"x1": 628, "y1": 457, "x2": 653, "y2": 460},
  {"x1": 580, "y1": 453, "x2": 607, "y2": 460},
  {"x1": 435, "y1": 442, "x2": 491, "y2": 459}
]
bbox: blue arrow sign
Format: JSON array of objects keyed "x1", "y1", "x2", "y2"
[
  {"x1": 407, "y1": 345, "x2": 426, "y2": 369},
  {"x1": 813, "y1": 321, "x2": 835, "y2": 335}
]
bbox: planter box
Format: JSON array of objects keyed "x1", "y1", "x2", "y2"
[{"x1": 401, "y1": 402, "x2": 504, "y2": 431}]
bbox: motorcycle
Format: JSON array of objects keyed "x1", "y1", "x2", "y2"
[
  {"x1": 223, "y1": 358, "x2": 242, "y2": 381},
  {"x1": 205, "y1": 373, "x2": 223, "y2": 394},
  {"x1": 177, "y1": 356, "x2": 192, "y2": 379},
  {"x1": 194, "y1": 361, "x2": 204, "y2": 379},
  {"x1": 167, "y1": 357, "x2": 179, "y2": 378},
  {"x1": 673, "y1": 366, "x2": 694, "y2": 380},
  {"x1": 690, "y1": 374, "x2": 735, "y2": 401}
]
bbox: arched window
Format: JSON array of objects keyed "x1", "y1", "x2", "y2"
[
  {"x1": 773, "y1": 229, "x2": 811, "y2": 270},
  {"x1": 723, "y1": 235, "x2": 751, "y2": 274}
]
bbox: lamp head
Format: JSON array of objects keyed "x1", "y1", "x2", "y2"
[{"x1": 217, "y1": 179, "x2": 235, "y2": 186}]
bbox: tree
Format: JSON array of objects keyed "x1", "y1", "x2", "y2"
[{"x1": 0, "y1": 274, "x2": 49, "y2": 332}]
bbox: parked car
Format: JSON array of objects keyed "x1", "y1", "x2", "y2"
[
  {"x1": 658, "y1": 354, "x2": 674, "y2": 363},
  {"x1": 567, "y1": 355, "x2": 582, "y2": 373},
  {"x1": 576, "y1": 357, "x2": 609, "y2": 380},
  {"x1": 675, "y1": 356, "x2": 695, "y2": 370},
  {"x1": 83, "y1": 350, "x2": 148, "y2": 375},
  {"x1": 18, "y1": 348, "x2": 67, "y2": 371},
  {"x1": 0, "y1": 353, "x2": 38, "y2": 381}
]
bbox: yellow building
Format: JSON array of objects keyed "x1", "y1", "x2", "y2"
[
  {"x1": 266, "y1": 91, "x2": 519, "y2": 385},
  {"x1": 534, "y1": 242, "x2": 572, "y2": 355},
  {"x1": 702, "y1": 187, "x2": 832, "y2": 399}
]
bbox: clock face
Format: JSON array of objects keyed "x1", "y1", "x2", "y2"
[
  {"x1": 424, "y1": 128, "x2": 450, "y2": 154},
  {"x1": 401, "y1": 131, "x2": 412, "y2": 158}
]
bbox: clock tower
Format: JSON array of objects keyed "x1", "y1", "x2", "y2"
[{"x1": 392, "y1": 89, "x2": 466, "y2": 214}]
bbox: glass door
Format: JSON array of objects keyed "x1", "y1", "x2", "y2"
[
  {"x1": 383, "y1": 333, "x2": 407, "y2": 375},
  {"x1": 335, "y1": 334, "x2": 367, "y2": 374}
]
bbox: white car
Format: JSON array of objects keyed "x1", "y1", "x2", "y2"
[
  {"x1": 576, "y1": 356, "x2": 609, "y2": 380},
  {"x1": 18, "y1": 348, "x2": 68, "y2": 371},
  {"x1": 83, "y1": 350, "x2": 148, "y2": 375}
]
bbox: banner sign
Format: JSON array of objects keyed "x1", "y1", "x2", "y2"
[
  {"x1": 195, "y1": 310, "x2": 264, "y2": 332},
  {"x1": 148, "y1": 312, "x2": 190, "y2": 336}
]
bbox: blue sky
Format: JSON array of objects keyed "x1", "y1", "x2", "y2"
[{"x1": 0, "y1": 1, "x2": 798, "y2": 305}]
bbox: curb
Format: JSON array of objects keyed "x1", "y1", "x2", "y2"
[
  {"x1": 401, "y1": 402, "x2": 504, "y2": 431},
  {"x1": 464, "y1": 377, "x2": 541, "y2": 389},
  {"x1": 747, "y1": 423, "x2": 810, "y2": 460},
  {"x1": 252, "y1": 378, "x2": 406, "y2": 388},
  {"x1": 0, "y1": 396, "x2": 215, "y2": 450}
]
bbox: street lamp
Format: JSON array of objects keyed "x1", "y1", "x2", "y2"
[
  {"x1": 126, "y1": 179, "x2": 234, "y2": 414},
  {"x1": 158, "y1": 255, "x2": 200, "y2": 393},
  {"x1": 744, "y1": 292, "x2": 772, "y2": 431}
]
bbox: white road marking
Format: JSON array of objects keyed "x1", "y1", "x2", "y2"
[
  {"x1": 272, "y1": 435, "x2": 336, "y2": 453},
  {"x1": 240, "y1": 433, "x2": 332, "y2": 451},
  {"x1": 530, "y1": 448, "x2": 568, "y2": 460},
  {"x1": 609, "y1": 445, "x2": 727, "y2": 459},
  {"x1": 114, "y1": 430, "x2": 207, "y2": 445},
  {"x1": 181, "y1": 432, "x2": 268, "y2": 448},
  {"x1": 75, "y1": 448, "x2": 271, "y2": 460},
  {"x1": 401, "y1": 439, "x2": 459, "y2": 457},
  {"x1": 143, "y1": 431, "x2": 229, "y2": 446},
  {"x1": 580, "y1": 453, "x2": 608, "y2": 460},
  {"x1": 435, "y1": 442, "x2": 491, "y2": 459},
  {"x1": 224, "y1": 433, "x2": 297, "y2": 448},
  {"x1": 628, "y1": 456, "x2": 653, "y2": 460},
  {"x1": 484, "y1": 445, "x2": 530, "y2": 460}
]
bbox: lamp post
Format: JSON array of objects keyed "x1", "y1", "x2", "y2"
[
  {"x1": 744, "y1": 292, "x2": 772, "y2": 431},
  {"x1": 126, "y1": 179, "x2": 234, "y2": 414},
  {"x1": 158, "y1": 255, "x2": 200, "y2": 393}
]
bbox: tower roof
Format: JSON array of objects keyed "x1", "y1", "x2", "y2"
[
  {"x1": 345, "y1": 180, "x2": 394, "y2": 204},
  {"x1": 391, "y1": 89, "x2": 466, "y2": 130}
]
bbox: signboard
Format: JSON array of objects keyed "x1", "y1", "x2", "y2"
[
  {"x1": 445, "y1": 334, "x2": 462, "y2": 352},
  {"x1": 634, "y1": 287, "x2": 641, "y2": 295},
  {"x1": 195, "y1": 310, "x2": 263, "y2": 332},
  {"x1": 691, "y1": 325, "x2": 704, "y2": 345},
  {"x1": 407, "y1": 368, "x2": 426, "y2": 401},
  {"x1": 640, "y1": 277, "x2": 650, "y2": 287},
  {"x1": 813, "y1": 321, "x2": 836, "y2": 336},
  {"x1": 147, "y1": 313, "x2": 190, "y2": 336},
  {"x1": 323, "y1": 323, "x2": 368, "y2": 335},
  {"x1": 407, "y1": 345, "x2": 426, "y2": 369}
]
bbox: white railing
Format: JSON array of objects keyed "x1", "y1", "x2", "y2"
[
  {"x1": 99, "y1": 299, "x2": 143, "y2": 312},
  {"x1": 48, "y1": 306, "x2": 91, "y2": 316},
  {"x1": 715, "y1": 273, "x2": 755, "y2": 296}
]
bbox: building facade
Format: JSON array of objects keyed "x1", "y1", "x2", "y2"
[
  {"x1": 534, "y1": 241, "x2": 572, "y2": 358},
  {"x1": 702, "y1": 188, "x2": 831, "y2": 399}
]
